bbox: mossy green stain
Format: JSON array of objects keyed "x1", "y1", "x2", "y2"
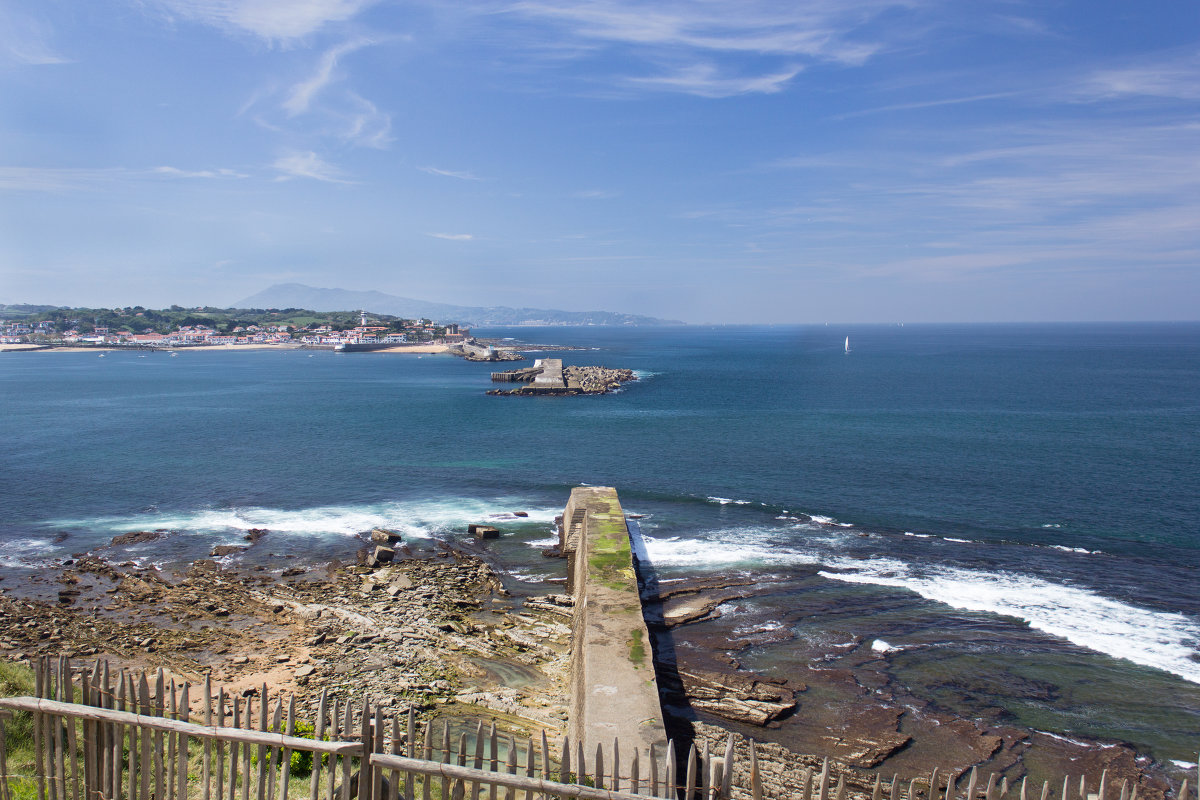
[
  {"x1": 585, "y1": 496, "x2": 635, "y2": 591},
  {"x1": 628, "y1": 628, "x2": 646, "y2": 667}
]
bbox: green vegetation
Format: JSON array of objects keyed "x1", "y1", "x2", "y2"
[
  {"x1": 586, "y1": 502, "x2": 636, "y2": 592},
  {"x1": 628, "y1": 628, "x2": 646, "y2": 667},
  {"x1": 0, "y1": 660, "x2": 35, "y2": 750},
  {"x1": 0, "y1": 661, "x2": 39, "y2": 800}
]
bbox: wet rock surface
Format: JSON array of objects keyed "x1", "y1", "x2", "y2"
[
  {"x1": 642, "y1": 572, "x2": 1173, "y2": 800},
  {"x1": 0, "y1": 545, "x2": 1177, "y2": 800},
  {"x1": 0, "y1": 546, "x2": 572, "y2": 741}
]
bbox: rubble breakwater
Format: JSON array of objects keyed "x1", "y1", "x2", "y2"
[{"x1": 488, "y1": 358, "x2": 636, "y2": 395}]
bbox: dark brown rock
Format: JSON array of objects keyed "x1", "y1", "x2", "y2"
[
  {"x1": 110, "y1": 531, "x2": 166, "y2": 547},
  {"x1": 370, "y1": 528, "x2": 402, "y2": 545}
]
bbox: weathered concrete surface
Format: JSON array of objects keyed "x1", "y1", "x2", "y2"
[
  {"x1": 532, "y1": 358, "x2": 566, "y2": 389},
  {"x1": 561, "y1": 487, "x2": 668, "y2": 775}
]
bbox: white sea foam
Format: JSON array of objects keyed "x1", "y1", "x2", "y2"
[
  {"x1": 904, "y1": 532, "x2": 933, "y2": 538},
  {"x1": 1034, "y1": 730, "x2": 1120, "y2": 749},
  {"x1": 1169, "y1": 759, "x2": 1197, "y2": 771},
  {"x1": 942, "y1": 537, "x2": 972, "y2": 543},
  {"x1": 706, "y1": 496, "x2": 751, "y2": 506},
  {"x1": 524, "y1": 536, "x2": 560, "y2": 548},
  {"x1": 871, "y1": 639, "x2": 898, "y2": 653},
  {"x1": 50, "y1": 498, "x2": 561, "y2": 544},
  {"x1": 632, "y1": 370, "x2": 659, "y2": 380},
  {"x1": 0, "y1": 537, "x2": 56, "y2": 567},
  {"x1": 639, "y1": 528, "x2": 827, "y2": 569},
  {"x1": 508, "y1": 572, "x2": 547, "y2": 584},
  {"x1": 733, "y1": 619, "x2": 786, "y2": 636},
  {"x1": 819, "y1": 561, "x2": 1200, "y2": 685},
  {"x1": 1049, "y1": 545, "x2": 1098, "y2": 554}
]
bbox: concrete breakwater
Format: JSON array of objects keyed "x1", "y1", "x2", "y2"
[
  {"x1": 489, "y1": 358, "x2": 636, "y2": 395},
  {"x1": 559, "y1": 487, "x2": 669, "y2": 778}
]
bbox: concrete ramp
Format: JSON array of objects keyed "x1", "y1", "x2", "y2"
[{"x1": 560, "y1": 487, "x2": 668, "y2": 775}]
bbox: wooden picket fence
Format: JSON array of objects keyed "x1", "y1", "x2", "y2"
[
  {"x1": 0, "y1": 657, "x2": 729, "y2": 800},
  {"x1": 0, "y1": 658, "x2": 1196, "y2": 800}
]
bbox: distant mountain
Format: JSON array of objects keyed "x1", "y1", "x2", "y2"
[{"x1": 233, "y1": 284, "x2": 683, "y2": 327}]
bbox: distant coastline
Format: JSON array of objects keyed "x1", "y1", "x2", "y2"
[{"x1": 0, "y1": 342, "x2": 451, "y2": 354}]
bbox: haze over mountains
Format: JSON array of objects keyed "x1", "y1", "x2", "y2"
[{"x1": 234, "y1": 284, "x2": 682, "y2": 327}]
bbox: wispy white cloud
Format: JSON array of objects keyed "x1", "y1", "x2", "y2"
[
  {"x1": 336, "y1": 93, "x2": 391, "y2": 148},
  {"x1": 284, "y1": 38, "x2": 372, "y2": 115},
  {"x1": 153, "y1": 166, "x2": 250, "y2": 179},
  {"x1": 509, "y1": 1, "x2": 895, "y2": 61},
  {"x1": 271, "y1": 151, "x2": 352, "y2": 183},
  {"x1": 427, "y1": 232, "x2": 474, "y2": 240},
  {"x1": 147, "y1": 0, "x2": 380, "y2": 42},
  {"x1": 419, "y1": 166, "x2": 483, "y2": 181},
  {"x1": 628, "y1": 62, "x2": 802, "y2": 97},
  {"x1": 832, "y1": 90, "x2": 1020, "y2": 120},
  {"x1": 1074, "y1": 54, "x2": 1200, "y2": 102},
  {"x1": 0, "y1": 165, "x2": 248, "y2": 192},
  {"x1": 0, "y1": 5, "x2": 70, "y2": 64},
  {"x1": 504, "y1": 0, "x2": 912, "y2": 96},
  {"x1": 239, "y1": 38, "x2": 394, "y2": 148}
]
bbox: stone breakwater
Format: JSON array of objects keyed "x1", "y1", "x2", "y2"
[{"x1": 488, "y1": 360, "x2": 637, "y2": 395}]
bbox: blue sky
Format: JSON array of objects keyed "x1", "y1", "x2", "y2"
[{"x1": 1, "y1": 1, "x2": 1197, "y2": 323}]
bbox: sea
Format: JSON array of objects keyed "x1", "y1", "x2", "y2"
[{"x1": 1, "y1": 323, "x2": 1198, "y2": 767}]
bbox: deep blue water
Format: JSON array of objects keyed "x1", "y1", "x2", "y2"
[{"x1": 2, "y1": 323, "x2": 1198, "y2": 759}]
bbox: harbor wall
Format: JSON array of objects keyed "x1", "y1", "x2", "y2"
[{"x1": 560, "y1": 486, "x2": 668, "y2": 774}]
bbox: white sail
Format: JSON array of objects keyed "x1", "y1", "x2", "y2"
[{"x1": 844, "y1": 336, "x2": 850, "y2": 353}]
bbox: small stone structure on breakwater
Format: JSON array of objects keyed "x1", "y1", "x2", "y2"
[
  {"x1": 450, "y1": 340, "x2": 525, "y2": 362},
  {"x1": 489, "y1": 358, "x2": 636, "y2": 395},
  {"x1": 559, "y1": 487, "x2": 669, "y2": 780}
]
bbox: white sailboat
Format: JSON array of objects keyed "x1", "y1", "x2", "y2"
[{"x1": 844, "y1": 336, "x2": 850, "y2": 354}]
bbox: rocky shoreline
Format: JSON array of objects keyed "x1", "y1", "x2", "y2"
[
  {"x1": 0, "y1": 538, "x2": 573, "y2": 742},
  {"x1": 0, "y1": 530, "x2": 1177, "y2": 800}
]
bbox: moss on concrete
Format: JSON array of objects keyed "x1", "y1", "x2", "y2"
[{"x1": 628, "y1": 628, "x2": 646, "y2": 667}]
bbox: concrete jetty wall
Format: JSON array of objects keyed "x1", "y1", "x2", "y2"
[{"x1": 560, "y1": 487, "x2": 668, "y2": 773}]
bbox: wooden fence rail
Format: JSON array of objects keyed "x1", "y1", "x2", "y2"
[
  {"x1": 0, "y1": 657, "x2": 728, "y2": 800},
  {"x1": 0, "y1": 658, "x2": 1196, "y2": 800}
]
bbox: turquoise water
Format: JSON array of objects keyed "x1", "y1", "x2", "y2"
[{"x1": 1, "y1": 323, "x2": 1198, "y2": 760}]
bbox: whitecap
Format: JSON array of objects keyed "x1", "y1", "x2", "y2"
[
  {"x1": 508, "y1": 572, "x2": 547, "y2": 584},
  {"x1": 871, "y1": 639, "x2": 898, "y2": 653},
  {"x1": 818, "y1": 561, "x2": 1200, "y2": 685},
  {"x1": 47, "y1": 497, "x2": 562, "y2": 545},
  {"x1": 524, "y1": 536, "x2": 560, "y2": 548},
  {"x1": 942, "y1": 537, "x2": 972, "y2": 543}
]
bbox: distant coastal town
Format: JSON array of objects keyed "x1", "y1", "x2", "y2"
[{"x1": 0, "y1": 304, "x2": 468, "y2": 350}]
